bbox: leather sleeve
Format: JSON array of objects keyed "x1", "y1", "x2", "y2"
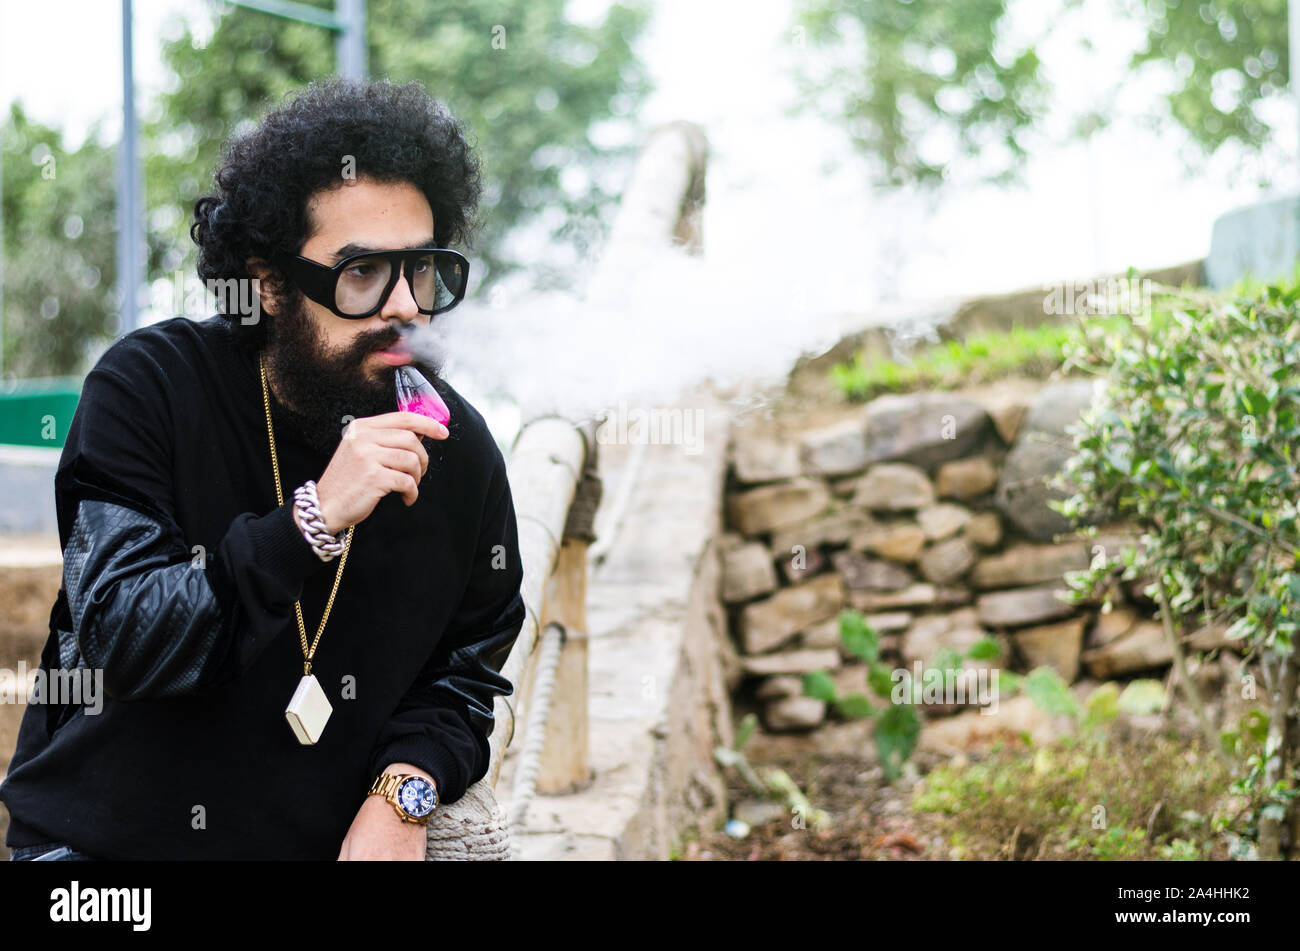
[
  {"x1": 53, "y1": 354, "x2": 326, "y2": 702},
  {"x1": 62, "y1": 498, "x2": 231, "y2": 700},
  {"x1": 367, "y1": 453, "x2": 526, "y2": 806}
]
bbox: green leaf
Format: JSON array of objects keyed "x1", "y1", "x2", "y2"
[
  {"x1": 1105, "y1": 444, "x2": 1133, "y2": 475},
  {"x1": 1022, "y1": 667, "x2": 1079, "y2": 717},
  {"x1": 714, "y1": 746, "x2": 742, "y2": 768},
  {"x1": 734, "y1": 713, "x2": 758, "y2": 751},
  {"x1": 1117, "y1": 679, "x2": 1165, "y2": 716},
  {"x1": 1287, "y1": 573, "x2": 1300, "y2": 605},
  {"x1": 1224, "y1": 615, "x2": 1255, "y2": 642},
  {"x1": 1219, "y1": 728, "x2": 1240, "y2": 757},
  {"x1": 802, "y1": 670, "x2": 838, "y2": 703},
  {"x1": 1243, "y1": 710, "x2": 1270, "y2": 744},
  {"x1": 868, "y1": 664, "x2": 897, "y2": 699},
  {"x1": 1239, "y1": 384, "x2": 1271, "y2": 419},
  {"x1": 835, "y1": 692, "x2": 877, "y2": 719},
  {"x1": 996, "y1": 670, "x2": 1024, "y2": 696},
  {"x1": 1082, "y1": 682, "x2": 1120, "y2": 730},
  {"x1": 838, "y1": 611, "x2": 880, "y2": 663},
  {"x1": 965, "y1": 637, "x2": 1002, "y2": 661},
  {"x1": 874, "y1": 703, "x2": 921, "y2": 781}
]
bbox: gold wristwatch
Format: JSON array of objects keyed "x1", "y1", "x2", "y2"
[{"x1": 368, "y1": 772, "x2": 439, "y2": 825}]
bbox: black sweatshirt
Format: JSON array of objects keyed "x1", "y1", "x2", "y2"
[{"x1": 0, "y1": 315, "x2": 525, "y2": 860}]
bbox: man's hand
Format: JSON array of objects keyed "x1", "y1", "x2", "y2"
[
  {"x1": 337, "y1": 762, "x2": 436, "y2": 861},
  {"x1": 316, "y1": 411, "x2": 448, "y2": 534}
]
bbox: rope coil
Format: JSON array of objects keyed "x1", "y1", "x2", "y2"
[{"x1": 505, "y1": 621, "x2": 568, "y2": 859}]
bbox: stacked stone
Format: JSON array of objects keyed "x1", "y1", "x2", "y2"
[{"x1": 721, "y1": 382, "x2": 1232, "y2": 733}]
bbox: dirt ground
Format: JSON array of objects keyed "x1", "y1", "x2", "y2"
[
  {"x1": 681, "y1": 711, "x2": 1239, "y2": 862},
  {"x1": 681, "y1": 751, "x2": 955, "y2": 861},
  {"x1": 0, "y1": 561, "x2": 61, "y2": 860}
]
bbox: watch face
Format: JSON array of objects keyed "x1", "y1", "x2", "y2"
[{"x1": 397, "y1": 777, "x2": 437, "y2": 818}]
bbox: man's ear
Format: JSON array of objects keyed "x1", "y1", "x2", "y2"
[{"x1": 245, "y1": 258, "x2": 282, "y2": 316}]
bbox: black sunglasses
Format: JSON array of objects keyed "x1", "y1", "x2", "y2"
[{"x1": 276, "y1": 247, "x2": 470, "y2": 319}]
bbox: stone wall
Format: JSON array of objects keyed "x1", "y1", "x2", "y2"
[{"x1": 720, "y1": 378, "x2": 1242, "y2": 745}]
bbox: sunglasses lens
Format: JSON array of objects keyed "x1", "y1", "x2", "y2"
[
  {"x1": 330, "y1": 251, "x2": 468, "y2": 317},
  {"x1": 430, "y1": 253, "x2": 467, "y2": 314},
  {"x1": 336, "y1": 255, "x2": 393, "y2": 316}
]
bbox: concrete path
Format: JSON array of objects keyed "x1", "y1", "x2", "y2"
[{"x1": 495, "y1": 384, "x2": 738, "y2": 859}]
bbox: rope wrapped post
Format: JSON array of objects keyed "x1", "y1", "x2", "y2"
[
  {"x1": 424, "y1": 779, "x2": 513, "y2": 861},
  {"x1": 506, "y1": 621, "x2": 567, "y2": 856}
]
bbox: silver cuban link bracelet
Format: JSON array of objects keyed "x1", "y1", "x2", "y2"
[{"x1": 292, "y1": 479, "x2": 347, "y2": 561}]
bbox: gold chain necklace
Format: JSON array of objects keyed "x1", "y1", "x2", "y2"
[{"x1": 260, "y1": 355, "x2": 354, "y2": 745}]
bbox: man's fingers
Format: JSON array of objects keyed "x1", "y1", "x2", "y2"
[
  {"x1": 366, "y1": 410, "x2": 446, "y2": 440},
  {"x1": 370, "y1": 429, "x2": 430, "y2": 473},
  {"x1": 375, "y1": 446, "x2": 426, "y2": 484},
  {"x1": 388, "y1": 468, "x2": 420, "y2": 506}
]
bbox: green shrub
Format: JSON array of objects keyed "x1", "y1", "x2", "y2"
[{"x1": 1054, "y1": 274, "x2": 1300, "y2": 858}]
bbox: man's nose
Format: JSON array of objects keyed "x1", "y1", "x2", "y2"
[{"x1": 380, "y1": 268, "x2": 421, "y2": 322}]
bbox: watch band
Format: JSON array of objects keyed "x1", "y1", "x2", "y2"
[
  {"x1": 368, "y1": 772, "x2": 437, "y2": 825},
  {"x1": 368, "y1": 772, "x2": 406, "y2": 799}
]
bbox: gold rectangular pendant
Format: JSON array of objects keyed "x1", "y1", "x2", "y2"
[{"x1": 285, "y1": 673, "x2": 332, "y2": 745}]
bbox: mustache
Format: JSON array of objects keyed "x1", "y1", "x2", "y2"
[{"x1": 349, "y1": 327, "x2": 402, "y2": 357}]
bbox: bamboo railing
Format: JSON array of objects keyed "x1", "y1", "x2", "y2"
[{"x1": 489, "y1": 415, "x2": 600, "y2": 794}]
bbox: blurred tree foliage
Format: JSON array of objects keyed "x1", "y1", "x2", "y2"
[
  {"x1": 148, "y1": 0, "x2": 650, "y2": 293},
  {"x1": 0, "y1": 105, "x2": 119, "y2": 378},
  {"x1": 1, "y1": 0, "x2": 649, "y2": 377},
  {"x1": 793, "y1": 0, "x2": 1049, "y2": 186},
  {"x1": 795, "y1": 0, "x2": 1290, "y2": 186},
  {"x1": 1125, "y1": 0, "x2": 1287, "y2": 154}
]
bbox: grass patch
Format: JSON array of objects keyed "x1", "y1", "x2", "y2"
[
  {"x1": 826, "y1": 301, "x2": 1201, "y2": 401},
  {"x1": 830, "y1": 321, "x2": 1100, "y2": 401},
  {"x1": 911, "y1": 732, "x2": 1239, "y2": 860},
  {"x1": 830, "y1": 271, "x2": 1285, "y2": 403}
]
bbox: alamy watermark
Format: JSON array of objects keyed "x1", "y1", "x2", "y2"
[
  {"x1": 596, "y1": 400, "x2": 704, "y2": 455},
  {"x1": 893, "y1": 661, "x2": 1000, "y2": 715},
  {"x1": 1042, "y1": 277, "x2": 1153, "y2": 318},
  {"x1": 152, "y1": 271, "x2": 261, "y2": 324},
  {"x1": 0, "y1": 662, "x2": 103, "y2": 715}
]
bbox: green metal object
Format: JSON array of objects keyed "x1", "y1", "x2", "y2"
[
  {"x1": 0, "y1": 376, "x2": 83, "y2": 449},
  {"x1": 224, "y1": 0, "x2": 346, "y2": 31}
]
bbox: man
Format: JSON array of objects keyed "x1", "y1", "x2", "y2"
[{"x1": 0, "y1": 78, "x2": 525, "y2": 860}]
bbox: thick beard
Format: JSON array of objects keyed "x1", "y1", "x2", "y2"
[{"x1": 260, "y1": 294, "x2": 437, "y2": 456}]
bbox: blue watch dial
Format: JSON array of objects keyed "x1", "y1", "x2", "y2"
[{"x1": 397, "y1": 777, "x2": 437, "y2": 818}]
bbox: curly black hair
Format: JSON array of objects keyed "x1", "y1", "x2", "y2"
[{"x1": 191, "y1": 77, "x2": 483, "y2": 351}]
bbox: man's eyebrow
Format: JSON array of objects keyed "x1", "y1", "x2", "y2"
[{"x1": 332, "y1": 237, "x2": 438, "y2": 261}]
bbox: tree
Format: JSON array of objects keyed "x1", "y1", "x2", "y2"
[
  {"x1": 0, "y1": 105, "x2": 118, "y2": 377},
  {"x1": 1124, "y1": 0, "x2": 1288, "y2": 155},
  {"x1": 792, "y1": 0, "x2": 1050, "y2": 187},
  {"x1": 794, "y1": 0, "x2": 1292, "y2": 187},
  {"x1": 147, "y1": 0, "x2": 651, "y2": 292}
]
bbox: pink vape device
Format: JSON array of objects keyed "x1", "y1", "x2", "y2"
[{"x1": 395, "y1": 365, "x2": 451, "y2": 428}]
